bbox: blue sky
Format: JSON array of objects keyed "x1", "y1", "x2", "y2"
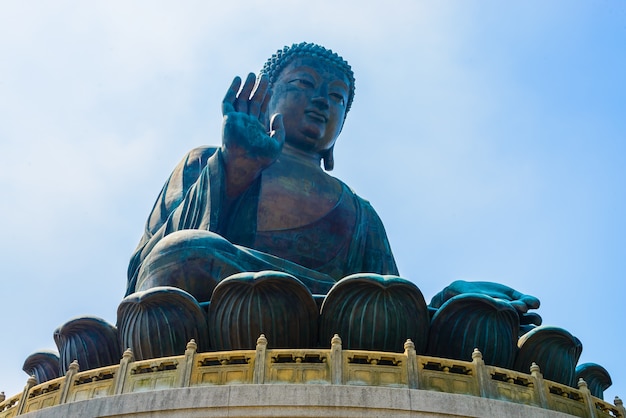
[{"x1": 1, "y1": 1, "x2": 624, "y2": 402}]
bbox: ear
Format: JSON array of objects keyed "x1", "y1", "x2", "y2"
[{"x1": 322, "y1": 146, "x2": 334, "y2": 171}]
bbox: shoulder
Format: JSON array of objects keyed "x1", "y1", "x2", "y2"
[
  {"x1": 181, "y1": 146, "x2": 219, "y2": 167},
  {"x1": 334, "y1": 177, "x2": 375, "y2": 210},
  {"x1": 172, "y1": 146, "x2": 220, "y2": 187}
]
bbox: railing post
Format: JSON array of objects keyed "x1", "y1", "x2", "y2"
[
  {"x1": 472, "y1": 348, "x2": 492, "y2": 398},
  {"x1": 178, "y1": 339, "x2": 197, "y2": 388},
  {"x1": 253, "y1": 334, "x2": 267, "y2": 384},
  {"x1": 58, "y1": 360, "x2": 79, "y2": 404},
  {"x1": 615, "y1": 396, "x2": 626, "y2": 418},
  {"x1": 114, "y1": 349, "x2": 134, "y2": 395},
  {"x1": 578, "y1": 378, "x2": 597, "y2": 418},
  {"x1": 16, "y1": 375, "x2": 37, "y2": 415},
  {"x1": 530, "y1": 362, "x2": 549, "y2": 409},
  {"x1": 404, "y1": 339, "x2": 418, "y2": 389},
  {"x1": 330, "y1": 334, "x2": 343, "y2": 385}
]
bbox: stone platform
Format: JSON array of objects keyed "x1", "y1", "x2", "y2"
[{"x1": 17, "y1": 385, "x2": 582, "y2": 418}]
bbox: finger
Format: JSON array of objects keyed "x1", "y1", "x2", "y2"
[
  {"x1": 248, "y1": 75, "x2": 269, "y2": 118},
  {"x1": 259, "y1": 88, "x2": 271, "y2": 128},
  {"x1": 509, "y1": 300, "x2": 529, "y2": 313},
  {"x1": 222, "y1": 76, "x2": 242, "y2": 115},
  {"x1": 234, "y1": 72, "x2": 256, "y2": 114},
  {"x1": 520, "y1": 312, "x2": 542, "y2": 326},
  {"x1": 269, "y1": 113, "x2": 285, "y2": 146},
  {"x1": 520, "y1": 294, "x2": 540, "y2": 310}
]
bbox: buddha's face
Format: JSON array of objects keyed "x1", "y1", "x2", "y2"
[{"x1": 268, "y1": 56, "x2": 350, "y2": 157}]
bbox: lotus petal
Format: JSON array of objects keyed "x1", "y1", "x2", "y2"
[
  {"x1": 208, "y1": 271, "x2": 318, "y2": 350},
  {"x1": 319, "y1": 274, "x2": 429, "y2": 352},
  {"x1": 54, "y1": 316, "x2": 120, "y2": 374},
  {"x1": 515, "y1": 326, "x2": 582, "y2": 387},
  {"x1": 427, "y1": 293, "x2": 519, "y2": 368},
  {"x1": 117, "y1": 286, "x2": 209, "y2": 360}
]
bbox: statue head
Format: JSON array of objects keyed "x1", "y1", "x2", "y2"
[
  {"x1": 261, "y1": 42, "x2": 355, "y2": 170},
  {"x1": 261, "y1": 42, "x2": 355, "y2": 114}
]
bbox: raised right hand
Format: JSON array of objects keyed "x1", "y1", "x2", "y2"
[{"x1": 221, "y1": 73, "x2": 285, "y2": 176}]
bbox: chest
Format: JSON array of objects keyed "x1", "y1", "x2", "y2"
[{"x1": 256, "y1": 164, "x2": 342, "y2": 231}]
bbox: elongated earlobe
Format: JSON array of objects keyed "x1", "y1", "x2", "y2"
[{"x1": 322, "y1": 146, "x2": 335, "y2": 171}]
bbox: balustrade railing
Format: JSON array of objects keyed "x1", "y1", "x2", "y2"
[{"x1": 1, "y1": 335, "x2": 623, "y2": 418}]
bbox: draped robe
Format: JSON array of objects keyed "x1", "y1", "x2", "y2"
[{"x1": 127, "y1": 146, "x2": 398, "y2": 298}]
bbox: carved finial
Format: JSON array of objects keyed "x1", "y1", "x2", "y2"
[
  {"x1": 577, "y1": 378, "x2": 588, "y2": 389},
  {"x1": 0, "y1": 391, "x2": 5, "y2": 402},
  {"x1": 122, "y1": 348, "x2": 134, "y2": 360},
  {"x1": 615, "y1": 396, "x2": 623, "y2": 406},
  {"x1": 186, "y1": 339, "x2": 197, "y2": 351},
  {"x1": 68, "y1": 360, "x2": 79, "y2": 372},
  {"x1": 331, "y1": 334, "x2": 342, "y2": 347},
  {"x1": 471, "y1": 348, "x2": 483, "y2": 361},
  {"x1": 530, "y1": 362, "x2": 541, "y2": 374},
  {"x1": 404, "y1": 339, "x2": 415, "y2": 351},
  {"x1": 257, "y1": 334, "x2": 268, "y2": 346}
]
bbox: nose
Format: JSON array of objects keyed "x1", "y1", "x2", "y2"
[{"x1": 311, "y1": 85, "x2": 329, "y2": 110}]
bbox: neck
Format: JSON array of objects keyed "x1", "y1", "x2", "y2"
[{"x1": 281, "y1": 144, "x2": 324, "y2": 168}]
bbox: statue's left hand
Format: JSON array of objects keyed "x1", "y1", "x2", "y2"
[{"x1": 430, "y1": 280, "x2": 542, "y2": 326}]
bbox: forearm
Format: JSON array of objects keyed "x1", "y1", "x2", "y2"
[{"x1": 221, "y1": 144, "x2": 266, "y2": 198}]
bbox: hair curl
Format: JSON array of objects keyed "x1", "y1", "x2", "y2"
[{"x1": 260, "y1": 42, "x2": 355, "y2": 114}]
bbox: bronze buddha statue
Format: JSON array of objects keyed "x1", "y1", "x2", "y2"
[
  {"x1": 126, "y1": 43, "x2": 398, "y2": 302},
  {"x1": 22, "y1": 44, "x2": 603, "y2": 396}
]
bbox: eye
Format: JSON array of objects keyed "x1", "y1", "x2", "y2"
[
  {"x1": 291, "y1": 78, "x2": 314, "y2": 88},
  {"x1": 330, "y1": 93, "x2": 346, "y2": 106}
]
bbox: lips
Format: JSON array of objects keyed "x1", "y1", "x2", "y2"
[{"x1": 305, "y1": 110, "x2": 328, "y2": 123}]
